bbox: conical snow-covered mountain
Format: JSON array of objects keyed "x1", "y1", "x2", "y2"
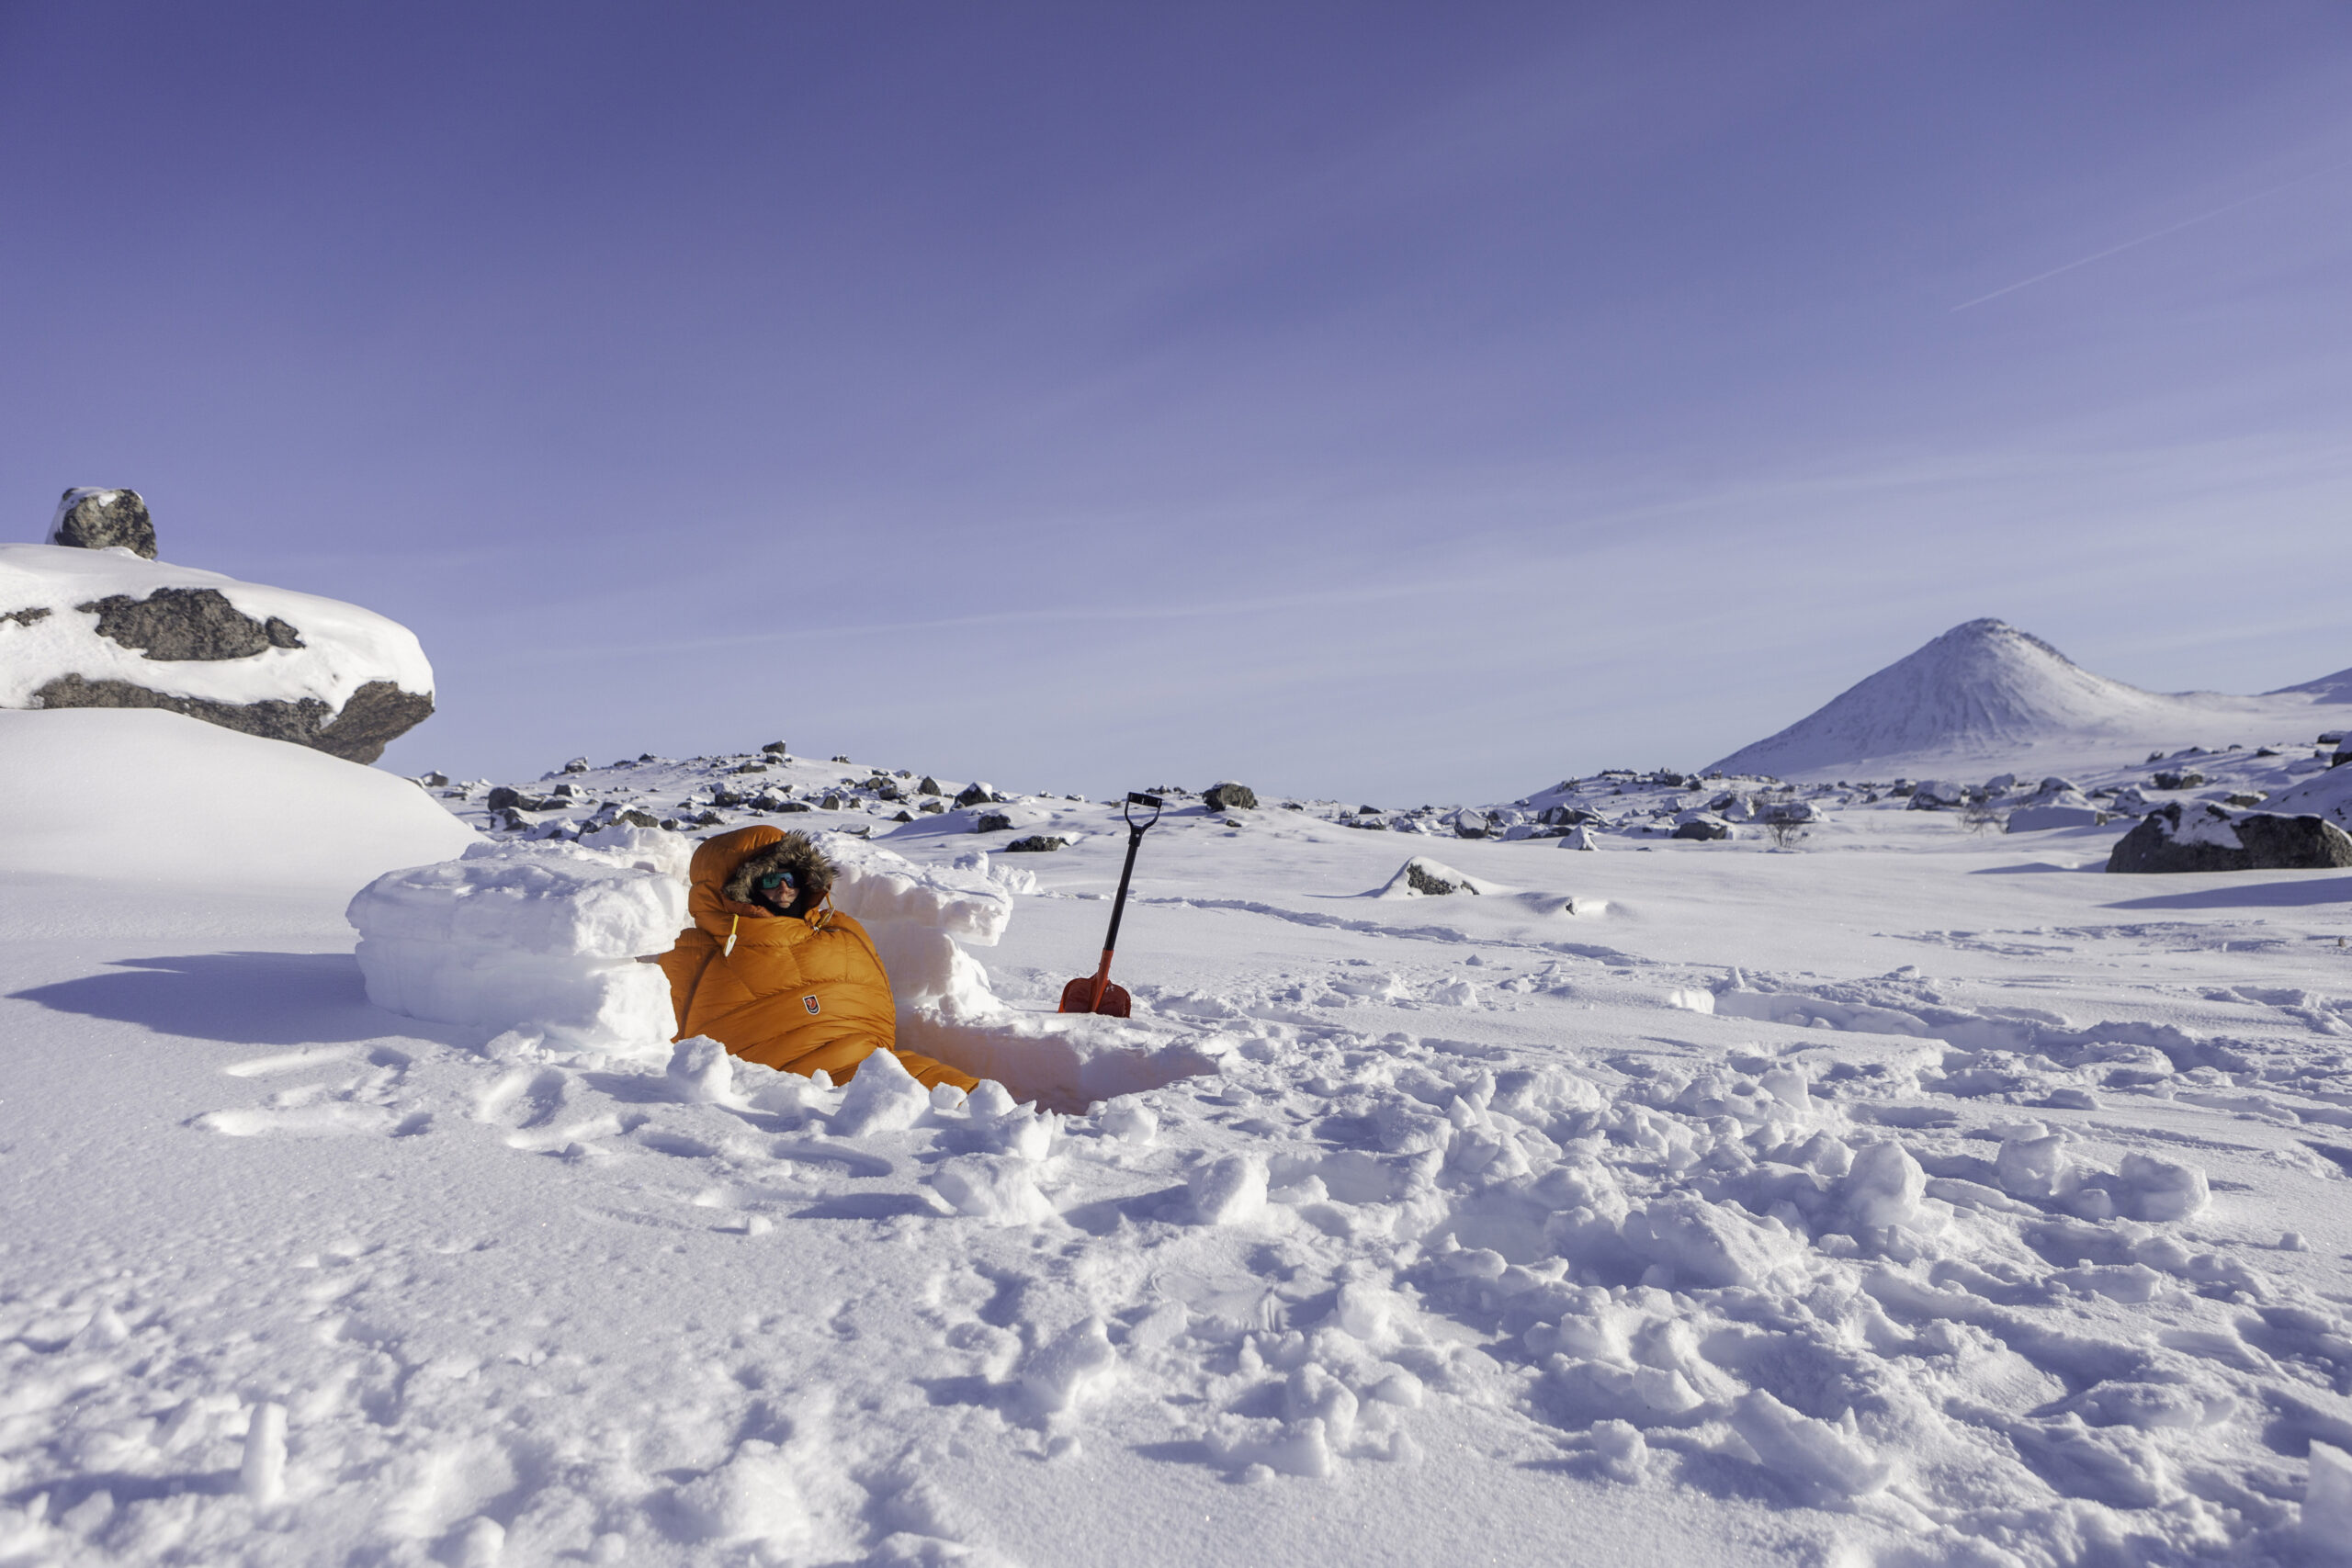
[{"x1": 1710, "y1": 619, "x2": 2352, "y2": 782}]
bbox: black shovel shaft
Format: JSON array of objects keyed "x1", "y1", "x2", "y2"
[
  {"x1": 1099, "y1": 826, "x2": 1145, "y2": 959},
  {"x1": 1095, "y1": 791, "x2": 1162, "y2": 964}
]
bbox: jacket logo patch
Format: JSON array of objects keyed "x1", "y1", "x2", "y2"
[{"x1": 802, "y1": 995, "x2": 821, "y2": 1015}]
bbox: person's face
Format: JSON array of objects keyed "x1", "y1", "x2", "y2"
[{"x1": 752, "y1": 869, "x2": 798, "y2": 914}]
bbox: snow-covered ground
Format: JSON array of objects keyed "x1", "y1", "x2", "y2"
[{"x1": 11, "y1": 715, "x2": 2352, "y2": 1565}]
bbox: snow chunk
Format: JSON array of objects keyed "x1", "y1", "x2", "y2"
[
  {"x1": 352, "y1": 839, "x2": 684, "y2": 957},
  {"x1": 1190, "y1": 1153, "x2": 1270, "y2": 1225},
  {"x1": 1620, "y1": 1196, "x2": 1804, "y2": 1290},
  {"x1": 1840, "y1": 1140, "x2": 1927, "y2": 1231},
  {"x1": 347, "y1": 838, "x2": 684, "y2": 1055},
  {"x1": 664, "y1": 1036, "x2": 739, "y2": 1105},
  {"x1": 833, "y1": 1043, "x2": 930, "y2": 1135},
  {"x1": 1729, "y1": 1391, "x2": 1893, "y2": 1497},
  {"x1": 932, "y1": 1156, "x2": 1055, "y2": 1224},
  {"x1": 2114, "y1": 1152, "x2": 2211, "y2": 1223},
  {"x1": 2307, "y1": 1441, "x2": 2352, "y2": 1557},
  {"x1": 1023, "y1": 1317, "x2": 1117, "y2": 1415}
]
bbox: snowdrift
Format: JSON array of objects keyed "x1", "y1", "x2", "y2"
[{"x1": 0, "y1": 707, "x2": 472, "y2": 891}]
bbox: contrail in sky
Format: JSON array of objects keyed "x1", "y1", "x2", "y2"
[{"x1": 1951, "y1": 156, "x2": 2352, "y2": 312}]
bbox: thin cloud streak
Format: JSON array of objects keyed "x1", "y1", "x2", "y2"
[
  {"x1": 1951, "y1": 155, "x2": 2352, "y2": 311},
  {"x1": 513, "y1": 576, "x2": 1456, "y2": 665}
]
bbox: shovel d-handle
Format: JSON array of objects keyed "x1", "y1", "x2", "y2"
[{"x1": 1081, "y1": 792, "x2": 1161, "y2": 1013}]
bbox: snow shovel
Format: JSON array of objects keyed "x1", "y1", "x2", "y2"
[{"x1": 1058, "y1": 792, "x2": 1162, "y2": 1018}]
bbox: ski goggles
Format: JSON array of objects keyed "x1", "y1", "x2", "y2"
[{"x1": 755, "y1": 871, "x2": 798, "y2": 894}]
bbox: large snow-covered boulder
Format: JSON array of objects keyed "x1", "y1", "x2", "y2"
[
  {"x1": 0, "y1": 542, "x2": 435, "y2": 762},
  {"x1": 347, "y1": 838, "x2": 687, "y2": 1055},
  {"x1": 2259, "y1": 762, "x2": 2352, "y2": 834},
  {"x1": 0, "y1": 706, "x2": 472, "y2": 892},
  {"x1": 2107, "y1": 802, "x2": 2352, "y2": 874}
]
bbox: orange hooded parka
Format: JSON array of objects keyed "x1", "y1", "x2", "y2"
[{"x1": 655, "y1": 826, "x2": 977, "y2": 1092}]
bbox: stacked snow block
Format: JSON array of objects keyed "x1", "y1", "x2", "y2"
[
  {"x1": 346, "y1": 837, "x2": 686, "y2": 1052},
  {"x1": 820, "y1": 836, "x2": 1012, "y2": 1021}
]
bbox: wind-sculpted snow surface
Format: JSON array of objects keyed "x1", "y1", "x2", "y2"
[{"x1": 18, "y1": 750, "x2": 2352, "y2": 1564}]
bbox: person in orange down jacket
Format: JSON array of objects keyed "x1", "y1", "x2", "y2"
[{"x1": 656, "y1": 826, "x2": 978, "y2": 1093}]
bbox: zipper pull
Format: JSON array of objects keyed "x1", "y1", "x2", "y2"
[{"x1": 722, "y1": 915, "x2": 740, "y2": 957}]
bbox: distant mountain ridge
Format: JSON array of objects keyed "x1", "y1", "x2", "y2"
[{"x1": 1709, "y1": 619, "x2": 2352, "y2": 782}]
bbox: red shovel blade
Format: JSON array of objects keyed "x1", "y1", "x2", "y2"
[{"x1": 1057, "y1": 975, "x2": 1132, "y2": 1018}]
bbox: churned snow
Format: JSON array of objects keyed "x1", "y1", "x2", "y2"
[{"x1": 12, "y1": 723, "x2": 2352, "y2": 1565}]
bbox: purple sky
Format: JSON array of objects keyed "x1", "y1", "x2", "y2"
[{"x1": 6, "y1": 3, "x2": 2348, "y2": 801}]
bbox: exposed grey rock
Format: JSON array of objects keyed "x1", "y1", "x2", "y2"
[
  {"x1": 2150, "y1": 771, "x2": 2206, "y2": 791},
  {"x1": 820, "y1": 794, "x2": 844, "y2": 810},
  {"x1": 1004, "y1": 835, "x2": 1068, "y2": 853},
  {"x1": 1908, "y1": 780, "x2": 1965, "y2": 809},
  {"x1": 32, "y1": 674, "x2": 432, "y2": 764},
  {"x1": 2108, "y1": 803, "x2": 2352, "y2": 874},
  {"x1": 486, "y1": 785, "x2": 563, "y2": 812},
  {"x1": 48, "y1": 489, "x2": 156, "y2": 558},
  {"x1": 586, "y1": 808, "x2": 662, "y2": 831},
  {"x1": 75, "y1": 588, "x2": 302, "y2": 661},
  {"x1": 956, "y1": 782, "x2": 997, "y2": 808},
  {"x1": 920, "y1": 800, "x2": 945, "y2": 814},
  {"x1": 1202, "y1": 782, "x2": 1258, "y2": 811},
  {"x1": 1405, "y1": 862, "x2": 1472, "y2": 895},
  {"x1": 3, "y1": 606, "x2": 52, "y2": 628},
  {"x1": 1672, "y1": 816, "x2": 1733, "y2": 840},
  {"x1": 1453, "y1": 810, "x2": 1489, "y2": 840},
  {"x1": 762, "y1": 740, "x2": 789, "y2": 755},
  {"x1": 976, "y1": 812, "x2": 1014, "y2": 833}
]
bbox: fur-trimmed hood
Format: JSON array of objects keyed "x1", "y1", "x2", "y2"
[{"x1": 717, "y1": 829, "x2": 834, "y2": 919}]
